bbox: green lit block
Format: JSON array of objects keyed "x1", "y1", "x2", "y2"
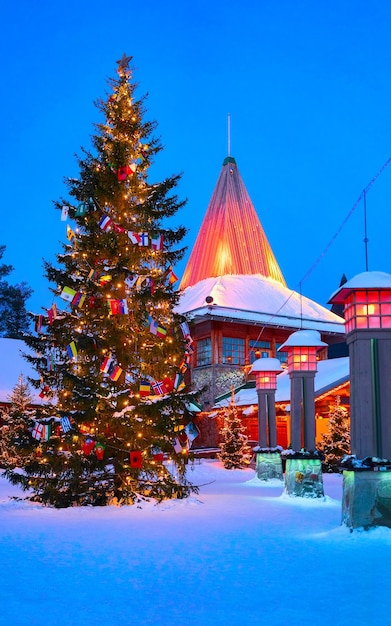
[
  {"x1": 285, "y1": 458, "x2": 324, "y2": 498},
  {"x1": 256, "y1": 451, "x2": 283, "y2": 481},
  {"x1": 342, "y1": 470, "x2": 391, "y2": 529}
]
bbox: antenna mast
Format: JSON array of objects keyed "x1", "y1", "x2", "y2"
[{"x1": 227, "y1": 113, "x2": 231, "y2": 156}]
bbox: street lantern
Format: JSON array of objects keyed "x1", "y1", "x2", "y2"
[
  {"x1": 250, "y1": 357, "x2": 281, "y2": 391},
  {"x1": 249, "y1": 357, "x2": 283, "y2": 480},
  {"x1": 278, "y1": 330, "x2": 327, "y2": 498},
  {"x1": 330, "y1": 271, "x2": 391, "y2": 333},
  {"x1": 278, "y1": 330, "x2": 327, "y2": 452},
  {"x1": 329, "y1": 271, "x2": 391, "y2": 459},
  {"x1": 281, "y1": 330, "x2": 327, "y2": 374},
  {"x1": 329, "y1": 270, "x2": 391, "y2": 528}
]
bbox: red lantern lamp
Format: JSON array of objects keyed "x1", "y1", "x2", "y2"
[
  {"x1": 329, "y1": 271, "x2": 391, "y2": 333},
  {"x1": 278, "y1": 330, "x2": 327, "y2": 373},
  {"x1": 249, "y1": 357, "x2": 283, "y2": 390}
]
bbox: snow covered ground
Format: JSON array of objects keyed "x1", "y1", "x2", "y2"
[{"x1": 0, "y1": 460, "x2": 390, "y2": 626}]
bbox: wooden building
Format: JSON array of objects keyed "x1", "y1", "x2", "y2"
[{"x1": 176, "y1": 155, "x2": 348, "y2": 448}]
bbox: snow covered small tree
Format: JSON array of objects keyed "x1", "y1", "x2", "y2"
[
  {"x1": 0, "y1": 375, "x2": 35, "y2": 469},
  {"x1": 5, "y1": 55, "x2": 198, "y2": 507},
  {"x1": 318, "y1": 396, "x2": 350, "y2": 472},
  {"x1": 218, "y1": 396, "x2": 252, "y2": 469}
]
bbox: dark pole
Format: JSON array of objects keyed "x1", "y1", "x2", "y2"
[{"x1": 363, "y1": 189, "x2": 369, "y2": 272}]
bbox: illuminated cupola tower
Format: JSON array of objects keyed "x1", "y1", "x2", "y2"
[{"x1": 180, "y1": 156, "x2": 286, "y2": 289}]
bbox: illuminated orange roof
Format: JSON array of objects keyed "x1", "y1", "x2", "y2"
[{"x1": 180, "y1": 156, "x2": 286, "y2": 289}]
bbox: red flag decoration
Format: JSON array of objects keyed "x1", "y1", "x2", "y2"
[
  {"x1": 117, "y1": 167, "x2": 127, "y2": 180},
  {"x1": 162, "y1": 376, "x2": 174, "y2": 393},
  {"x1": 108, "y1": 299, "x2": 128, "y2": 315},
  {"x1": 128, "y1": 231, "x2": 141, "y2": 245},
  {"x1": 109, "y1": 365, "x2": 123, "y2": 382},
  {"x1": 139, "y1": 379, "x2": 151, "y2": 396},
  {"x1": 35, "y1": 315, "x2": 43, "y2": 332},
  {"x1": 98, "y1": 274, "x2": 112, "y2": 285},
  {"x1": 184, "y1": 336, "x2": 194, "y2": 355},
  {"x1": 47, "y1": 304, "x2": 57, "y2": 325},
  {"x1": 129, "y1": 450, "x2": 143, "y2": 468},
  {"x1": 151, "y1": 380, "x2": 167, "y2": 396},
  {"x1": 166, "y1": 265, "x2": 178, "y2": 285},
  {"x1": 95, "y1": 443, "x2": 105, "y2": 460},
  {"x1": 179, "y1": 359, "x2": 189, "y2": 375},
  {"x1": 72, "y1": 291, "x2": 86, "y2": 308},
  {"x1": 79, "y1": 422, "x2": 93, "y2": 434},
  {"x1": 82, "y1": 438, "x2": 95, "y2": 455},
  {"x1": 152, "y1": 447, "x2": 165, "y2": 461},
  {"x1": 99, "y1": 215, "x2": 113, "y2": 231},
  {"x1": 32, "y1": 422, "x2": 44, "y2": 440},
  {"x1": 151, "y1": 234, "x2": 164, "y2": 251},
  {"x1": 100, "y1": 356, "x2": 113, "y2": 374},
  {"x1": 39, "y1": 385, "x2": 51, "y2": 399}
]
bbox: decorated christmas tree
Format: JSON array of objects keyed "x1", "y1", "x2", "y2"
[
  {"x1": 0, "y1": 375, "x2": 35, "y2": 469},
  {"x1": 318, "y1": 396, "x2": 350, "y2": 472},
  {"x1": 5, "y1": 54, "x2": 199, "y2": 507},
  {"x1": 218, "y1": 395, "x2": 252, "y2": 469}
]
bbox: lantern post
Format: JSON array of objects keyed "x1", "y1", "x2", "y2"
[
  {"x1": 329, "y1": 271, "x2": 391, "y2": 528},
  {"x1": 278, "y1": 330, "x2": 327, "y2": 498},
  {"x1": 250, "y1": 358, "x2": 284, "y2": 480}
]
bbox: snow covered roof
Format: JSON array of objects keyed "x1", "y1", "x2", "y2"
[
  {"x1": 179, "y1": 156, "x2": 286, "y2": 289},
  {"x1": 0, "y1": 338, "x2": 43, "y2": 405},
  {"x1": 176, "y1": 274, "x2": 345, "y2": 335},
  {"x1": 214, "y1": 356, "x2": 349, "y2": 408},
  {"x1": 278, "y1": 329, "x2": 328, "y2": 349},
  {"x1": 249, "y1": 358, "x2": 283, "y2": 373},
  {"x1": 329, "y1": 270, "x2": 391, "y2": 303}
]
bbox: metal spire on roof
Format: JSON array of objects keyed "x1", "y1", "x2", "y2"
[{"x1": 227, "y1": 113, "x2": 231, "y2": 157}]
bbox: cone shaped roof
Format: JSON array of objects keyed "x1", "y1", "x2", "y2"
[{"x1": 180, "y1": 156, "x2": 286, "y2": 289}]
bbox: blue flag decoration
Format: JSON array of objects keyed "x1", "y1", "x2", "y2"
[
  {"x1": 185, "y1": 421, "x2": 200, "y2": 443},
  {"x1": 61, "y1": 416, "x2": 72, "y2": 433}
]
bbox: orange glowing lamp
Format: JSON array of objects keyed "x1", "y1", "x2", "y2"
[
  {"x1": 249, "y1": 357, "x2": 283, "y2": 390},
  {"x1": 329, "y1": 271, "x2": 391, "y2": 333},
  {"x1": 278, "y1": 330, "x2": 327, "y2": 374}
]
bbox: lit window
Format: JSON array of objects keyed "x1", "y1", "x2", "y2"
[{"x1": 249, "y1": 339, "x2": 271, "y2": 363}]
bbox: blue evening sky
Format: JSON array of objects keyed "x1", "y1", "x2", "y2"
[{"x1": 1, "y1": 0, "x2": 391, "y2": 313}]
